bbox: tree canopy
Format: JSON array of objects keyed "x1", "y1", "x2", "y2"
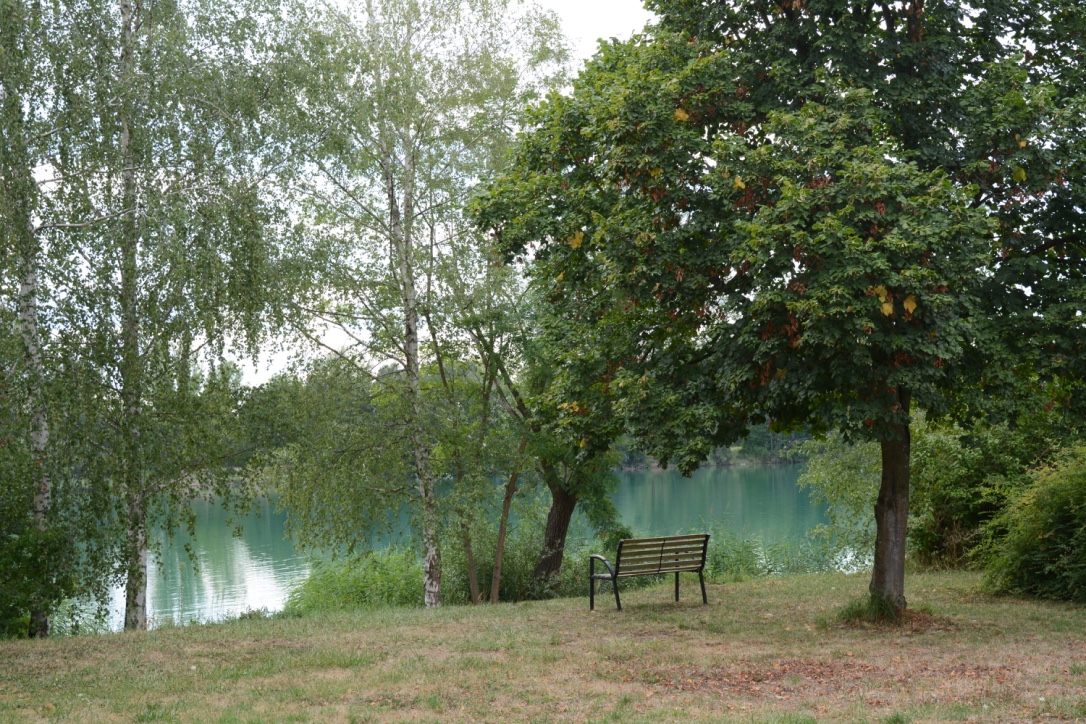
[{"x1": 474, "y1": 0, "x2": 1086, "y2": 610}]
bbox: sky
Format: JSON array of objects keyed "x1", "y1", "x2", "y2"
[{"x1": 535, "y1": 0, "x2": 656, "y2": 63}]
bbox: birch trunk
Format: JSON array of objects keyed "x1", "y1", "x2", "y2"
[
  {"x1": 119, "y1": 0, "x2": 148, "y2": 630},
  {"x1": 870, "y1": 388, "x2": 911, "y2": 613},
  {"x1": 4, "y1": 26, "x2": 53, "y2": 634},
  {"x1": 16, "y1": 228, "x2": 51, "y2": 638},
  {"x1": 386, "y1": 154, "x2": 441, "y2": 607}
]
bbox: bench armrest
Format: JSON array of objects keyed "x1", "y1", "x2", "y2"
[{"x1": 589, "y1": 554, "x2": 615, "y2": 578}]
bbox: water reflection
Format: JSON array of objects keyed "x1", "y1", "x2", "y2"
[
  {"x1": 107, "y1": 498, "x2": 309, "y2": 630},
  {"x1": 612, "y1": 464, "x2": 825, "y2": 538}
]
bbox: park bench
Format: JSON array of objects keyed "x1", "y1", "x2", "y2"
[{"x1": 589, "y1": 533, "x2": 710, "y2": 611}]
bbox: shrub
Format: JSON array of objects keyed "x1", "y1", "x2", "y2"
[
  {"x1": 283, "y1": 547, "x2": 424, "y2": 615},
  {"x1": 910, "y1": 422, "x2": 1044, "y2": 566},
  {"x1": 796, "y1": 434, "x2": 880, "y2": 563},
  {"x1": 983, "y1": 446, "x2": 1086, "y2": 602},
  {"x1": 703, "y1": 526, "x2": 837, "y2": 582}
]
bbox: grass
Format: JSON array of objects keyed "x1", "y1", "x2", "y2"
[{"x1": 2, "y1": 570, "x2": 1085, "y2": 722}]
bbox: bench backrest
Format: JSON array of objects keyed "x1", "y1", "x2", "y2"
[{"x1": 614, "y1": 534, "x2": 710, "y2": 577}]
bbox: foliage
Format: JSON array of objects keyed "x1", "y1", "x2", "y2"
[
  {"x1": 796, "y1": 434, "x2": 881, "y2": 564},
  {"x1": 907, "y1": 417, "x2": 1066, "y2": 566},
  {"x1": 800, "y1": 414, "x2": 1078, "y2": 568},
  {"x1": 983, "y1": 446, "x2": 1086, "y2": 602},
  {"x1": 475, "y1": 0, "x2": 1086, "y2": 610},
  {"x1": 282, "y1": 549, "x2": 425, "y2": 615},
  {"x1": 703, "y1": 527, "x2": 837, "y2": 582},
  {"x1": 272, "y1": 0, "x2": 570, "y2": 606}
]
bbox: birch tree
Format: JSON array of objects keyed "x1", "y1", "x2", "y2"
[
  {"x1": 282, "y1": 0, "x2": 566, "y2": 607},
  {"x1": 2, "y1": 0, "x2": 298, "y2": 631}
]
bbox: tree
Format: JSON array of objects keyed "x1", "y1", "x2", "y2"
[
  {"x1": 278, "y1": 0, "x2": 566, "y2": 607},
  {"x1": 1, "y1": 0, "x2": 296, "y2": 631},
  {"x1": 475, "y1": 0, "x2": 1086, "y2": 612}
]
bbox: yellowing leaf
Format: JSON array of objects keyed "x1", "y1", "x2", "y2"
[
  {"x1": 1018, "y1": 139, "x2": 1028, "y2": 148},
  {"x1": 904, "y1": 294, "x2": 917, "y2": 314},
  {"x1": 674, "y1": 108, "x2": 690, "y2": 122},
  {"x1": 733, "y1": 176, "x2": 746, "y2": 190},
  {"x1": 881, "y1": 301, "x2": 894, "y2": 317},
  {"x1": 556, "y1": 272, "x2": 565, "y2": 282},
  {"x1": 579, "y1": 437, "x2": 588, "y2": 448},
  {"x1": 570, "y1": 230, "x2": 584, "y2": 249},
  {"x1": 873, "y1": 284, "x2": 888, "y2": 302},
  {"x1": 1012, "y1": 166, "x2": 1027, "y2": 183}
]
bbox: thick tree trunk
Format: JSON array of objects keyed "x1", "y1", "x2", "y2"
[
  {"x1": 119, "y1": 0, "x2": 147, "y2": 630},
  {"x1": 870, "y1": 389, "x2": 911, "y2": 612},
  {"x1": 490, "y1": 437, "x2": 528, "y2": 603},
  {"x1": 532, "y1": 462, "x2": 579, "y2": 591}
]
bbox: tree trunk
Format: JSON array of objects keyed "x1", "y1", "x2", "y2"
[
  {"x1": 123, "y1": 495, "x2": 148, "y2": 630},
  {"x1": 870, "y1": 389, "x2": 911, "y2": 612},
  {"x1": 532, "y1": 462, "x2": 578, "y2": 592},
  {"x1": 490, "y1": 437, "x2": 528, "y2": 603},
  {"x1": 385, "y1": 142, "x2": 441, "y2": 607},
  {"x1": 461, "y1": 521, "x2": 481, "y2": 604},
  {"x1": 19, "y1": 258, "x2": 52, "y2": 638},
  {"x1": 3, "y1": 13, "x2": 52, "y2": 636},
  {"x1": 119, "y1": 0, "x2": 147, "y2": 630}
]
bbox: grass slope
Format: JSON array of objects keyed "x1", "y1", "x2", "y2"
[{"x1": 1, "y1": 571, "x2": 1084, "y2": 722}]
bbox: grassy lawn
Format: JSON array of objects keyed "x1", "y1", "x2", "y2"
[{"x1": 1, "y1": 570, "x2": 1084, "y2": 722}]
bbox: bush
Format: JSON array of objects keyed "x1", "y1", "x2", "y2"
[
  {"x1": 909, "y1": 422, "x2": 1046, "y2": 566},
  {"x1": 704, "y1": 527, "x2": 837, "y2": 582},
  {"x1": 282, "y1": 548, "x2": 424, "y2": 615},
  {"x1": 983, "y1": 446, "x2": 1086, "y2": 602},
  {"x1": 797, "y1": 418, "x2": 1064, "y2": 570}
]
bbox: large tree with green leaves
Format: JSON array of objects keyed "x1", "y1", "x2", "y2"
[{"x1": 475, "y1": 0, "x2": 1086, "y2": 611}]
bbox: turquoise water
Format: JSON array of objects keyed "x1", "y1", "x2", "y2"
[
  {"x1": 114, "y1": 464, "x2": 823, "y2": 628},
  {"x1": 613, "y1": 464, "x2": 825, "y2": 538}
]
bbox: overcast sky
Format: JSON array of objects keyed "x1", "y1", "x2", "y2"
[{"x1": 535, "y1": 0, "x2": 656, "y2": 63}]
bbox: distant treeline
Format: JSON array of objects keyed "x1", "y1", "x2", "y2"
[{"x1": 615, "y1": 425, "x2": 810, "y2": 470}]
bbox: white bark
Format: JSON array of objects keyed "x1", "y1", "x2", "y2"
[{"x1": 119, "y1": 0, "x2": 148, "y2": 631}]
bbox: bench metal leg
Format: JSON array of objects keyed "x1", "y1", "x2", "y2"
[
  {"x1": 613, "y1": 580, "x2": 622, "y2": 611},
  {"x1": 675, "y1": 572, "x2": 680, "y2": 602},
  {"x1": 699, "y1": 571, "x2": 707, "y2": 605},
  {"x1": 590, "y1": 577, "x2": 595, "y2": 611}
]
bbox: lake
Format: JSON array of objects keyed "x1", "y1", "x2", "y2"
[{"x1": 109, "y1": 463, "x2": 823, "y2": 629}]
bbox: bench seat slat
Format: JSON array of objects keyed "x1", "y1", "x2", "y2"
[
  {"x1": 617, "y1": 547, "x2": 706, "y2": 560},
  {"x1": 616, "y1": 567, "x2": 702, "y2": 577},
  {"x1": 618, "y1": 535, "x2": 707, "y2": 546},
  {"x1": 620, "y1": 541, "x2": 707, "y2": 552},
  {"x1": 617, "y1": 560, "x2": 704, "y2": 574}
]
